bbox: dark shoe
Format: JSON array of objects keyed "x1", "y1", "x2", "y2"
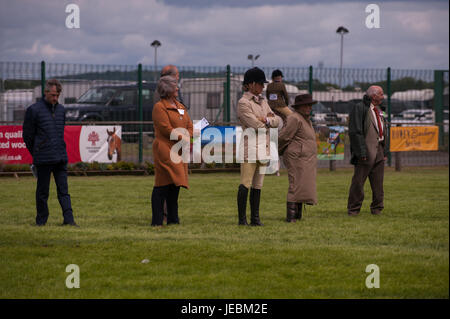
[
  {"x1": 286, "y1": 202, "x2": 297, "y2": 223},
  {"x1": 250, "y1": 188, "x2": 263, "y2": 226},
  {"x1": 371, "y1": 210, "x2": 382, "y2": 215},
  {"x1": 62, "y1": 222, "x2": 80, "y2": 227},
  {"x1": 348, "y1": 211, "x2": 360, "y2": 216},
  {"x1": 34, "y1": 223, "x2": 45, "y2": 227},
  {"x1": 296, "y1": 203, "x2": 303, "y2": 220},
  {"x1": 237, "y1": 184, "x2": 249, "y2": 225}
]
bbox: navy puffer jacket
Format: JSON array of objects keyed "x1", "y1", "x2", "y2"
[{"x1": 23, "y1": 98, "x2": 68, "y2": 165}]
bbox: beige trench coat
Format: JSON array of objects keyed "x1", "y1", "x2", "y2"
[
  {"x1": 278, "y1": 111, "x2": 317, "y2": 204},
  {"x1": 237, "y1": 92, "x2": 279, "y2": 162}
]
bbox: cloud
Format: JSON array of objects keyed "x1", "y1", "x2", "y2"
[{"x1": 0, "y1": 0, "x2": 448, "y2": 69}]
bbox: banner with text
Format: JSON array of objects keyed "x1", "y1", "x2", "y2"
[
  {"x1": 390, "y1": 126, "x2": 438, "y2": 152},
  {"x1": 0, "y1": 125, "x2": 122, "y2": 164}
]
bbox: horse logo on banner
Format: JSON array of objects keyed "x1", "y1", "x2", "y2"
[{"x1": 106, "y1": 127, "x2": 122, "y2": 161}]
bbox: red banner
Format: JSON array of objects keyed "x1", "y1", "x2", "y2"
[
  {"x1": 0, "y1": 126, "x2": 33, "y2": 164},
  {"x1": 65, "y1": 126, "x2": 82, "y2": 163},
  {"x1": 0, "y1": 125, "x2": 121, "y2": 164}
]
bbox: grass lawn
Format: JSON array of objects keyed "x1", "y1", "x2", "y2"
[{"x1": 0, "y1": 167, "x2": 448, "y2": 298}]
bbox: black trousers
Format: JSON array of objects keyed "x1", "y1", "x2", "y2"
[
  {"x1": 151, "y1": 184, "x2": 180, "y2": 226},
  {"x1": 35, "y1": 162, "x2": 74, "y2": 225}
]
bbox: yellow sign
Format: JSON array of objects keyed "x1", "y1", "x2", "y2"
[{"x1": 390, "y1": 126, "x2": 438, "y2": 152}]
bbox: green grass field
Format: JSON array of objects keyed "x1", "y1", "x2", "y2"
[{"x1": 0, "y1": 167, "x2": 448, "y2": 298}]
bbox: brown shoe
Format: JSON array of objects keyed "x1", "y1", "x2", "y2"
[
  {"x1": 371, "y1": 210, "x2": 382, "y2": 215},
  {"x1": 348, "y1": 211, "x2": 360, "y2": 216}
]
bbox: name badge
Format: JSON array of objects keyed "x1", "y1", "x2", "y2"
[
  {"x1": 178, "y1": 109, "x2": 185, "y2": 115},
  {"x1": 269, "y1": 94, "x2": 278, "y2": 101}
]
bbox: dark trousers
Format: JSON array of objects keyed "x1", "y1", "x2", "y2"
[
  {"x1": 35, "y1": 162, "x2": 74, "y2": 225},
  {"x1": 151, "y1": 184, "x2": 180, "y2": 226},
  {"x1": 347, "y1": 144, "x2": 385, "y2": 214}
]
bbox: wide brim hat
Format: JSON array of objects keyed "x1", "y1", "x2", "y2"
[{"x1": 292, "y1": 94, "x2": 317, "y2": 107}]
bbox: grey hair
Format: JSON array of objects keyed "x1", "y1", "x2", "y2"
[
  {"x1": 157, "y1": 75, "x2": 177, "y2": 99},
  {"x1": 366, "y1": 85, "x2": 382, "y2": 97},
  {"x1": 44, "y1": 79, "x2": 62, "y2": 93}
]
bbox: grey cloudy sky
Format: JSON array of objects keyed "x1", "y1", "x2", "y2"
[{"x1": 0, "y1": 0, "x2": 448, "y2": 69}]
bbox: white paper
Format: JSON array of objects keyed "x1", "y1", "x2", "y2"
[{"x1": 194, "y1": 117, "x2": 210, "y2": 131}]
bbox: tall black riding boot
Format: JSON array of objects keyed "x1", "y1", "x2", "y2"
[
  {"x1": 286, "y1": 202, "x2": 297, "y2": 223},
  {"x1": 296, "y1": 203, "x2": 303, "y2": 220},
  {"x1": 237, "y1": 184, "x2": 249, "y2": 225},
  {"x1": 250, "y1": 188, "x2": 263, "y2": 226}
]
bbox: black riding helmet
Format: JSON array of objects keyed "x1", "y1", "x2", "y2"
[
  {"x1": 243, "y1": 67, "x2": 268, "y2": 85},
  {"x1": 271, "y1": 69, "x2": 283, "y2": 79}
]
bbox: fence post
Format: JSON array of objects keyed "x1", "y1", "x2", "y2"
[
  {"x1": 40, "y1": 61, "x2": 46, "y2": 98},
  {"x1": 387, "y1": 67, "x2": 392, "y2": 167},
  {"x1": 222, "y1": 82, "x2": 227, "y2": 123},
  {"x1": 308, "y1": 65, "x2": 313, "y2": 95},
  {"x1": 226, "y1": 65, "x2": 231, "y2": 123},
  {"x1": 138, "y1": 63, "x2": 143, "y2": 164},
  {"x1": 434, "y1": 70, "x2": 444, "y2": 148}
]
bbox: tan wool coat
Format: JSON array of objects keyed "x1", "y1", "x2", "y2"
[
  {"x1": 278, "y1": 111, "x2": 317, "y2": 204},
  {"x1": 152, "y1": 99, "x2": 193, "y2": 188},
  {"x1": 237, "y1": 92, "x2": 280, "y2": 162}
]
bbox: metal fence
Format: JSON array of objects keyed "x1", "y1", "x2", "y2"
[{"x1": 0, "y1": 61, "x2": 448, "y2": 168}]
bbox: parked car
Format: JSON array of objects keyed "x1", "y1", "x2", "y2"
[
  {"x1": 311, "y1": 102, "x2": 340, "y2": 124},
  {"x1": 65, "y1": 83, "x2": 157, "y2": 138},
  {"x1": 391, "y1": 109, "x2": 435, "y2": 126}
]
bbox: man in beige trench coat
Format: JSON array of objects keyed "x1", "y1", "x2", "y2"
[{"x1": 278, "y1": 94, "x2": 318, "y2": 222}]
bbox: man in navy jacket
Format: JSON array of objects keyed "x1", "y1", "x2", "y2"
[{"x1": 23, "y1": 79, "x2": 78, "y2": 226}]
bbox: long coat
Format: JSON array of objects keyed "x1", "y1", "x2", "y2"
[
  {"x1": 278, "y1": 111, "x2": 317, "y2": 204},
  {"x1": 152, "y1": 99, "x2": 193, "y2": 188},
  {"x1": 23, "y1": 98, "x2": 68, "y2": 165},
  {"x1": 237, "y1": 92, "x2": 279, "y2": 162}
]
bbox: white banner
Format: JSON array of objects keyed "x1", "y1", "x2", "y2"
[{"x1": 79, "y1": 126, "x2": 122, "y2": 163}]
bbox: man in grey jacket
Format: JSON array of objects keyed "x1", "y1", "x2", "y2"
[{"x1": 347, "y1": 85, "x2": 388, "y2": 216}]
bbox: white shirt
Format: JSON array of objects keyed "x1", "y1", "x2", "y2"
[{"x1": 370, "y1": 103, "x2": 384, "y2": 141}]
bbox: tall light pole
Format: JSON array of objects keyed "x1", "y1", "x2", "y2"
[
  {"x1": 151, "y1": 40, "x2": 161, "y2": 81},
  {"x1": 247, "y1": 54, "x2": 260, "y2": 67},
  {"x1": 336, "y1": 26, "x2": 349, "y2": 89}
]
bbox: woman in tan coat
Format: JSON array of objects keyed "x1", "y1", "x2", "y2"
[
  {"x1": 278, "y1": 94, "x2": 318, "y2": 223},
  {"x1": 237, "y1": 67, "x2": 279, "y2": 226},
  {"x1": 151, "y1": 75, "x2": 193, "y2": 226}
]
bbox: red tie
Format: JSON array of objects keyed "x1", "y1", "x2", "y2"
[{"x1": 374, "y1": 107, "x2": 383, "y2": 138}]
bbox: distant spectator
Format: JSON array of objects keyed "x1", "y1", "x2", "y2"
[
  {"x1": 154, "y1": 64, "x2": 187, "y2": 108},
  {"x1": 266, "y1": 69, "x2": 292, "y2": 123}
]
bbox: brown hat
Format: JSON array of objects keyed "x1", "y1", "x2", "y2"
[{"x1": 292, "y1": 94, "x2": 317, "y2": 107}]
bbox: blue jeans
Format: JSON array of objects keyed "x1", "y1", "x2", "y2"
[{"x1": 35, "y1": 162, "x2": 74, "y2": 225}]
